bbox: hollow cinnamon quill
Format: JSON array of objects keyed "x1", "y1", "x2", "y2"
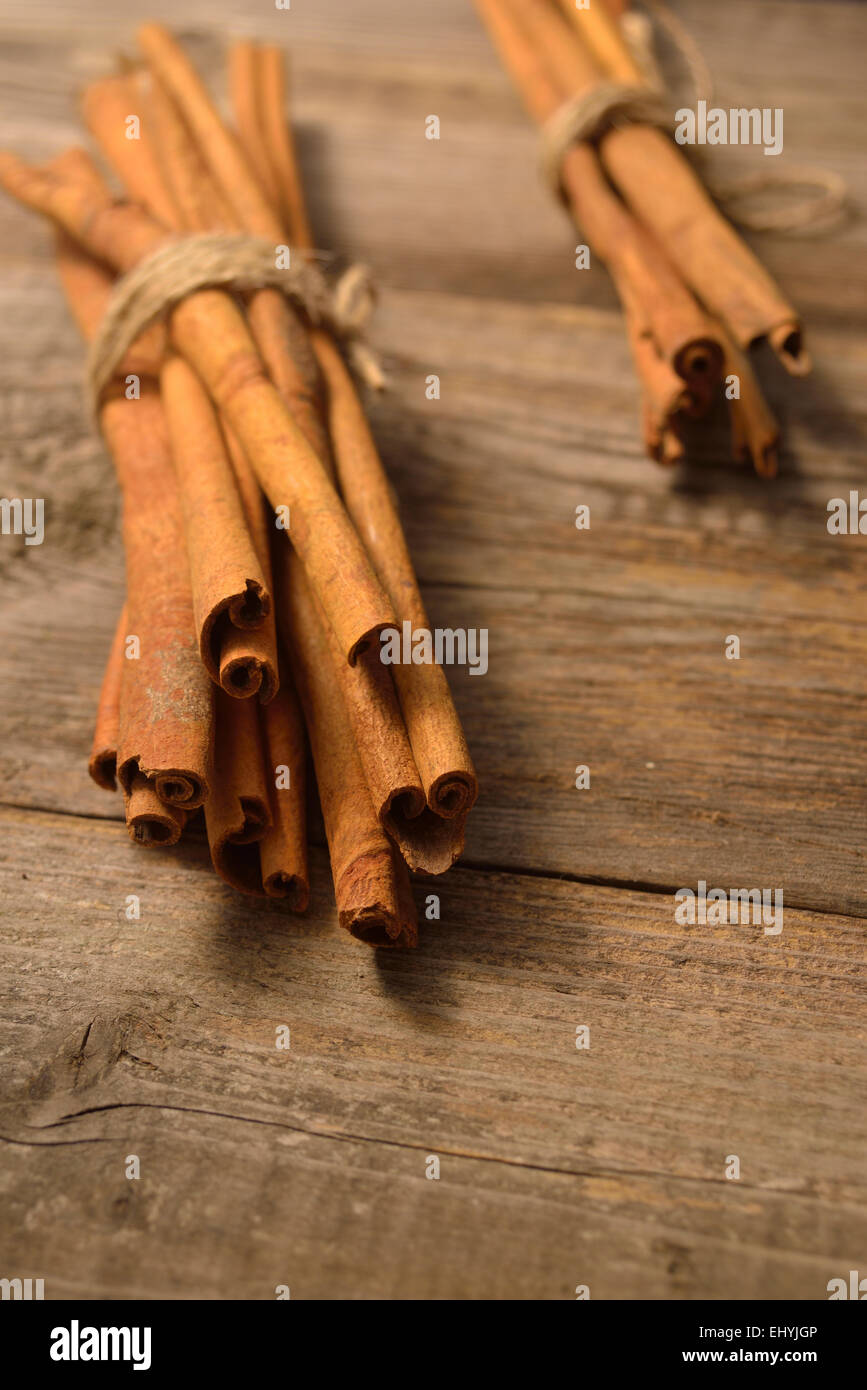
[{"x1": 52, "y1": 192, "x2": 214, "y2": 810}]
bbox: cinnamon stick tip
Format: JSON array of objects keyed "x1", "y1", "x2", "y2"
[
  {"x1": 347, "y1": 622, "x2": 394, "y2": 668},
  {"x1": 128, "y1": 815, "x2": 183, "y2": 847},
  {"x1": 429, "y1": 770, "x2": 478, "y2": 820},
  {"x1": 263, "y1": 872, "x2": 309, "y2": 912},
  {"x1": 341, "y1": 907, "x2": 418, "y2": 949},
  {"x1": 153, "y1": 770, "x2": 208, "y2": 809},
  {"x1": 88, "y1": 751, "x2": 118, "y2": 792},
  {"x1": 219, "y1": 655, "x2": 269, "y2": 701}
]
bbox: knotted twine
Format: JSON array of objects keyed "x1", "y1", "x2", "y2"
[
  {"x1": 541, "y1": 0, "x2": 848, "y2": 236},
  {"x1": 87, "y1": 232, "x2": 384, "y2": 416}
]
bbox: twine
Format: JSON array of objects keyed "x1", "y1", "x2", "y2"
[
  {"x1": 541, "y1": 83, "x2": 669, "y2": 196},
  {"x1": 87, "y1": 232, "x2": 383, "y2": 412},
  {"x1": 542, "y1": 0, "x2": 848, "y2": 235}
]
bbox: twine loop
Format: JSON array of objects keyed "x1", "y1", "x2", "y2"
[
  {"x1": 541, "y1": 83, "x2": 669, "y2": 197},
  {"x1": 542, "y1": 0, "x2": 849, "y2": 235},
  {"x1": 87, "y1": 232, "x2": 384, "y2": 412}
]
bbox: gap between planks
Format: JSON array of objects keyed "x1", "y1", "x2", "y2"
[{"x1": 2, "y1": 799, "x2": 865, "y2": 922}]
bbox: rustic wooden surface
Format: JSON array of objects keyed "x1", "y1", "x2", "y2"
[{"x1": 1, "y1": 0, "x2": 865, "y2": 1300}]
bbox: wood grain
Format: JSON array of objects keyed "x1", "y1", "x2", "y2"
[
  {"x1": 1, "y1": 808, "x2": 865, "y2": 1299},
  {"x1": 0, "y1": 0, "x2": 865, "y2": 1299}
]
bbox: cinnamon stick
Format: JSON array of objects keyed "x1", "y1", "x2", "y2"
[
  {"x1": 83, "y1": 73, "x2": 285, "y2": 704},
  {"x1": 125, "y1": 771, "x2": 187, "y2": 846},
  {"x1": 256, "y1": 44, "x2": 315, "y2": 253},
  {"x1": 89, "y1": 604, "x2": 126, "y2": 791},
  {"x1": 275, "y1": 539, "x2": 417, "y2": 947},
  {"x1": 204, "y1": 687, "x2": 272, "y2": 893},
  {"x1": 52, "y1": 182, "x2": 214, "y2": 811},
  {"x1": 80, "y1": 74, "x2": 180, "y2": 230},
  {"x1": 248, "y1": 41, "x2": 479, "y2": 847},
  {"x1": 108, "y1": 382, "x2": 214, "y2": 810},
  {"x1": 259, "y1": 675, "x2": 309, "y2": 907},
  {"x1": 228, "y1": 41, "x2": 282, "y2": 215},
  {"x1": 160, "y1": 352, "x2": 278, "y2": 701},
  {"x1": 719, "y1": 328, "x2": 780, "y2": 478},
  {"x1": 554, "y1": 0, "x2": 644, "y2": 85}
]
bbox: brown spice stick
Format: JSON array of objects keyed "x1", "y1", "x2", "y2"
[
  {"x1": 52, "y1": 147, "x2": 166, "y2": 377},
  {"x1": 0, "y1": 152, "x2": 396, "y2": 665},
  {"x1": 143, "y1": 67, "x2": 239, "y2": 232},
  {"x1": 138, "y1": 23, "x2": 281, "y2": 240},
  {"x1": 125, "y1": 771, "x2": 187, "y2": 846},
  {"x1": 227, "y1": 431, "x2": 309, "y2": 906},
  {"x1": 52, "y1": 190, "x2": 214, "y2": 810},
  {"x1": 627, "y1": 316, "x2": 690, "y2": 466},
  {"x1": 720, "y1": 330, "x2": 780, "y2": 478},
  {"x1": 250, "y1": 42, "x2": 479, "y2": 841},
  {"x1": 228, "y1": 41, "x2": 282, "y2": 215},
  {"x1": 204, "y1": 687, "x2": 272, "y2": 893},
  {"x1": 80, "y1": 75, "x2": 180, "y2": 230},
  {"x1": 256, "y1": 44, "x2": 315, "y2": 252},
  {"x1": 89, "y1": 603, "x2": 126, "y2": 791},
  {"x1": 160, "y1": 352, "x2": 278, "y2": 701},
  {"x1": 227, "y1": 45, "x2": 470, "y2": 870},
  {"x1": 554, "y1": 0, "x2": 644, "y2": 84},
  {"x1": 259, "y1": 675, "x2": 309, "y2": 907},
  {"x1": 106, "y1": 382, "x2": 214, "y2": 809},
  {"x1": 275, "y1": 537, "x2": 417, "y2": 947}
]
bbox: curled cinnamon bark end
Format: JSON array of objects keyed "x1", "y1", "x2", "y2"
[
  {"x1": 378, "y1": 764, "x2": 477, "y2": 874},
  {"x1": 429, "y1": 769, "x2": 477, "y2": 821},
  {"x1": 262, "y1": 871, "x2": 308, "y2": 909},
  {"x1": 125, "y1": 772, "x2": 187, "y2": 846},
  {"x1": 151, "y1": 769, "x2": 207, "y2": 810},
  {"x1": 768, "y1": 322, "x2": 812, "y2": 378},
  {"x1": 211, "y1": 608, "x2": 278, "y2": 703},
  {"x1": 337, "y1": 846, "x2": 419, "y2": 948},
  {"x1": 205, "y1": 690, "x2": 272, "y2": 895},
  {"x1": 347, "y1": 623, "x2": 394, "y2": 668},
  {"x1": 161, "y1": 353, "x2": 280, "y2": 704},
  {"x1": 675, "y1": 337, "x2": 724, "y2": 394},
  {"x1": 90, "y1": 748, "x2": 119, "y2": 794},
  {"x1": 386, "y1": 805, "x2": 468, "y2": 875}
]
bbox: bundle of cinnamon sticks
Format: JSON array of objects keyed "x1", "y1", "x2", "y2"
[
  {"x1": 476, "y1": 0, "x2": 806, "y2": 475},
  {"x1": 0, "y1": 27, "x2": 477, "y2": 947}
]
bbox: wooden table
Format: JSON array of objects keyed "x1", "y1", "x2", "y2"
[{"x1": 1, "y1": 0, "x2": 865, "y2": 1299}]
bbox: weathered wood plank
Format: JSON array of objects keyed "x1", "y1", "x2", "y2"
[{"x1": 1, "y1": 807, "x2": 865, "y2": 1299}]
